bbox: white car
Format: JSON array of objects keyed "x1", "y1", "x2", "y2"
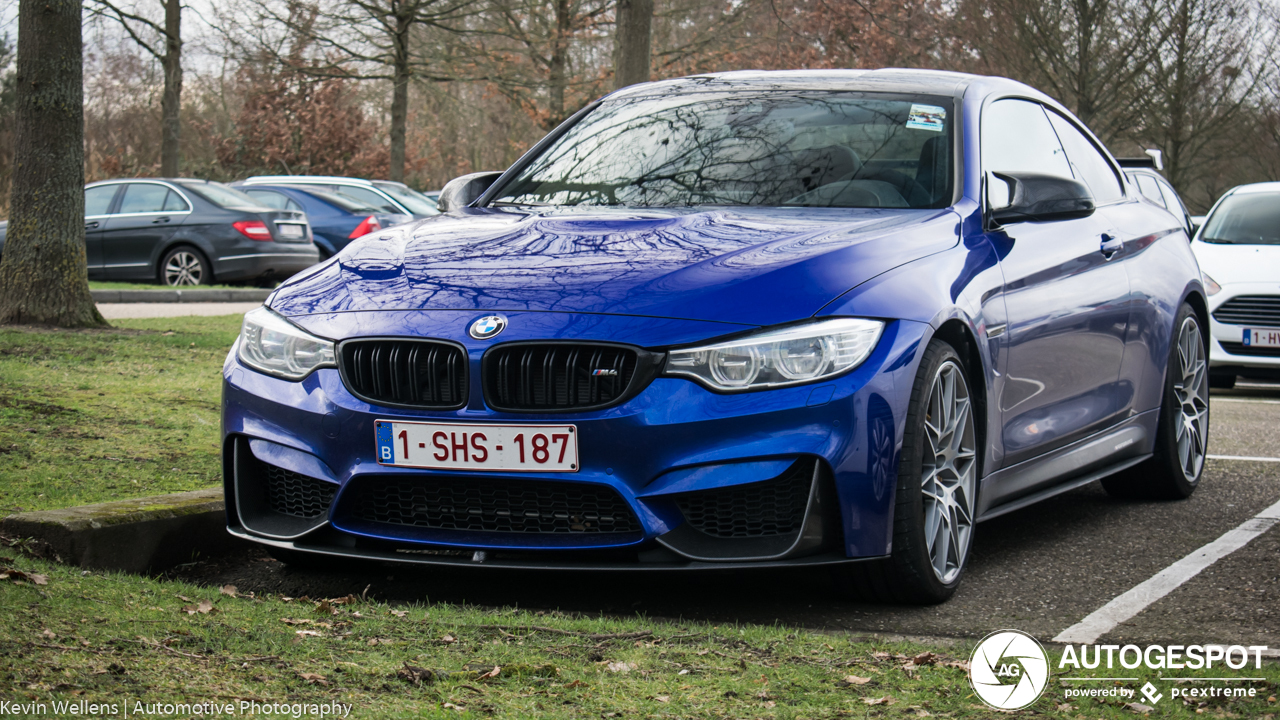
[{"x1": 1191, "y1": 181, "x2": 1280, "y2": 388}]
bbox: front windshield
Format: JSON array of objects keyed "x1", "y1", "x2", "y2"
[
  {"x1": 493, "y1": 91, "x2": 954, "y2": 209},
  {"x1": 1201, "y1": 192, "x2": 1280, "y2": 245},
  {"x1": 179, "y1": 181, "x2": 269, "y2": 210},
  {"x1": 373, "y1": 182, "x2": 439, "y2": 214}
]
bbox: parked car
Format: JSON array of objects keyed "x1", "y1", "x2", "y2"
[
  {"x1": 238, "y1": 176, "x2": 439, "y2": 218},
  {"x1": 236, "y1": 184, "x2": 412, "y2": 259},
  {"x1": 0, "y1": 179, "x2": 319, "y2": 286},
  {"x1": 1118, "y1": 156, "x2": 1194, "y2": 236},
  {"x1": 1189, "y1": 182, "x2": 1280, "y2": 388},
  {"x1": 222, "y1": 69, "x2": 1208, "y2": 604}
]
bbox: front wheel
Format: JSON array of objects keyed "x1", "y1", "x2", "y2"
[
  {"x1": 832, "y1": 339, "x2": 978, "y2": 604},
  {"x1": 160, "y1": 246, "x2": 212, "y2": 286},
  {"x1": 1103, "y1": 304, "x2": 1209, "y2": 500}
]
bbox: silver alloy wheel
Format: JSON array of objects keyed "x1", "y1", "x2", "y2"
[
  {"x1": 1173, "y1": 316, "x2": 1209, "y2": 481},
  {"x1": 921, "y1": 359, "x2": 976, "y2": 584},
  {"x1": 164, "y1": 251, "x2": 204, "y2": 286}
]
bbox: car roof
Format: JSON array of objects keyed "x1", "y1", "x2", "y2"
[
  {"x1": 242, "y1": 175, "x2": 386, "y2": 187},
  {"x1": 606, "y1": 68, "x2": 985, "y2": 102},
  {"x1": 1230, "y1": 182, "x2": 1280, "y2": 195}
]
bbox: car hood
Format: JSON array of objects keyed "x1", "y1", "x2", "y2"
[
  {"x1": 269, "y1": 206, "x2": 960, "y2": 326},
  {"x1": 1193, "y1": 240, "x2": 1280, "y2": 285}
]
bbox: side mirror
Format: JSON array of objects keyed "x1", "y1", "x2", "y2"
[
  {"x1": 437, "y1": 171, "x2": 503, "y2": 212},
  {"x1": 987, "y1": 171, "x2": 1095, "y2": 225}
]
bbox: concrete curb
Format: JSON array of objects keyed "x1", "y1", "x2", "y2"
[
  {"x1": 92, "y1": 289, "x2": 271, "y2": 303},
  {"x1": 0, "y1": 489, "x2": 246, "y2": 573}
]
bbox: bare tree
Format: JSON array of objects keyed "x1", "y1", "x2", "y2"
[
  {"x1": 90, "y1": 0, "x2": 184, "y2": 176},
  {"x1": 613, "y1": 0, "x2": 652, "y2": 89},
  {"x1": 0, "y1": 0, "x2": 106, "y2": 327}
]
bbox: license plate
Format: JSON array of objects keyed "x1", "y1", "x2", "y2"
[
  {"x1": 277, "y1": 223, "x2": 305, "y2": 238},
  {"x1": 375, "y1": 420, "x2": 579, "y2": 472},
  {"x1": 1243, "y1": 328, "x2": 1280, "y2": 348}
]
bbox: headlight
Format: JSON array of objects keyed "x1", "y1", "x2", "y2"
[
  {"x1": 1202, "y1": 273, "x2": 1222, "y2": 296},
  {"x1": 664, "y1": 318, "x2": 884, "y2": 392},
  {"x1": 238, "y1": 306, "x2": 336, "y2": 380}
]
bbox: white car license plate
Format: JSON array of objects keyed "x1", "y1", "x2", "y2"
[
  {"x1": 277, "y1": 223, "x2": 305, "y2": 238},
  {"x1": 1242, "y1": 328, "x2": 1280, "y2": 348},
  {"x1": 375, "y1": 420, "x2": 579, "y2": 472}
]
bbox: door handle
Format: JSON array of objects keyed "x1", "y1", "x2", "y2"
[
  {"x1": 1100, "y1": 234, "x2": 1123, "y2": 259},
  {"x1": 151, "y1": 216, "x2": 170, "y2": 224},
  {"x1": 85, "y1": 221, "x2": 99, "y2": 230}
]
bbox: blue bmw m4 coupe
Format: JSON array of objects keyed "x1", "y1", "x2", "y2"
[{"x1": 222, "y1": 69, "x2": 1208, "y2": 603}]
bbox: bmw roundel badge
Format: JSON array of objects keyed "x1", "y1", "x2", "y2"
[{"x1": 469, "y1": 315, "x2": 507, "y2": 340}]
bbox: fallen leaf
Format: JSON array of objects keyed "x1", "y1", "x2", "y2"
[
  {"x1": 442, "y1": 702, "x2": 465, "y2": 712},
  {"x1": 41, "y1": 629, "x2": 56, "y2": 640},
  {"x1": 605, "y1": 661, "x2": 637, "y2": 673},
  {"x1": 477, "y1": 666, "x2": 501, "y2": 680},
  {"x1": 843, "y1": 675, "x2": 873, "y2": 685},
  {"x1": 564, "y1": 680, "x2": 586, "y2": 689},
  {"x1": 863, "y1": 696, "x2": 896, "y2": 706},
  {"x1": 181, "y1": 600, "x2": 215, "y2": 615},
  {"x1": 940, "y1": 660, "x2": 970, "y2": 671},
  {"x1": 1057, "y1": 703, "x2": 1074, "y2": 711},
  {"x1": 762, "y1": 701, "x2": 776, "y2": 708},
  {"x1": 912, "y1": 652, "x2": 938, "y2": 666},
  {"x1": 219, "y1": 585, "x2": 238, "y2": 598},
  {"x1": 176, "y1": 595, "x2": 192, "y2": 602},
  {"x1": 295, "y1": 630, "x2": 323, "y2": 637},
  {"x1": 654, "y1": 695, "x2": 670, "y2": 703},
  {"x1": 441, "y1": 634, "x2": 456, "y2": 644},
  {"x1": 1125, "y1": 702, "x2": 1154, "y2": 714},
  {"x1": 298, "y1": 672, "x2": 328, "y2": 686},
  {"x1": 30, "y1": 573, "x2": 48, "y2": 586},
  {"x1": 390, "y1": 609, "x2": 408, "y2": 618},
  {"x1": 314, "y1": 600, "x2": 337, "y2": 616},
  {"x1": 280, "y1": 618, "x2": 311, "y2": 626},
  {"x1": 913, "y1": 709, "x2": 932, "y2": 718}
]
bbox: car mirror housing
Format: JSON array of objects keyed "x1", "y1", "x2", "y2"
[
  {"x1": 988, "y1": 171, "x2": 1096, "y2": 224},
  {"x1": 437, "y1": 171, "x2": 503, "y2": 212}
]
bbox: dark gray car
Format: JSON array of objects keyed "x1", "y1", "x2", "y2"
[{"x1": 0, "y1": 178, "x2": 321, "y2": 286}]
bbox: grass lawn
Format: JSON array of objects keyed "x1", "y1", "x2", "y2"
[
  {"x1": 89, "y1": 281, "x2": 261, "y2": 292},
  {"x1": 4, "y1": 554, "x2": 1276, "y2": 718},
  {"x1": 0, "y1": 315, "x2": 239, "y2": 513}
]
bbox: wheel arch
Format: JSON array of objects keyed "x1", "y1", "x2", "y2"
[{"x1": 928, "y1": 318, "x2": 988, "y2": 479}]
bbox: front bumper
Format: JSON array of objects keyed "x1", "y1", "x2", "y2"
[
  {"x1": 1207, "y1": 284, "x2": 1280, "y2": 377},
  {"x1": 221, "y1": 313, "x2": 928, "y2": 569}
]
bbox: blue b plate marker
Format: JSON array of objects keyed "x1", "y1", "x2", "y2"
[{"x1": 375, "y1": 421, "x2": 394, "y2": 463}]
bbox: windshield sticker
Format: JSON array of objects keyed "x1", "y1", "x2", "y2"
[{"x1": 906, "y1": 104, "x2": 946, "y2": 132}]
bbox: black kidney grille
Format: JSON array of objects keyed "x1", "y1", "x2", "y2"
[
  {"x1": 342, "y1": 340, "x2": 466, "y2": 408},
  {"x1": 486, "y1": 344, "x2": 638, "y2": 411},
  {"x1": 676, "y1": 461, "x2": 813, "y2": 538},
  {"x1": 1213, "y1": 295, "x2": 1280, "y2": 327},
  {"x1": 1219, "y1": 341, "x2": 1280, "y2": 358},
  {"x1": 264, "y1": 463, "x2": 337, "y2": 519},
  {"x1": 348, "y1": 476, "x2": 641, "y2": 534}
]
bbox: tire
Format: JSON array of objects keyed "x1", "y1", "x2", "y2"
[
  {"x1": 832, "y1": 339, "x2": 978, "y2": 604},
  {"x1": 1209, "y1": 371, "x2": 1236, "y2": 390},
  {"x1": 160, "y1": 246, "x2": 212, "y2": 286},
  {"x1": 1102, "y1": 303, "x2": 1209, "y2": 500}
]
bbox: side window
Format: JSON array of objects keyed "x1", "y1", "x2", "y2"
[
  {"x1": 334, "y1": 186, "x2": 401, "y2": 213},
  {"x1": 162, "y1": 190, "x2": 190, "y2": 212},
  {"x1": 1135, "y1": 175, "x2": 1166, "y2": 207},
  {"x1": 84, "y1": 185, "x2": 118, "y2": 216},
  {"x1": 1158, "y1": 180, "x2": 1189, "y2": 220},
  {"x1": 118, "y1": 183, "x2": 171, "y2": 214},
  {"x1": 247, "y1": 190, "x2": 291, "y2": 210},
  {"x1": 981, "y1": 99, "x2": 1072, "y2": 179},
  {"x1": 285, "y1": 198, "x2": 303, "y2": 212},
  {"x1": 1045, "y1": 111, "x2": 1125, "y2": 205}
]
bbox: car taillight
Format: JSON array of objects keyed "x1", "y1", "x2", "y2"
[
  {"x1": 349, "y1": 215, "x2": 381, "y2": 239},
  {"x1": 233, "y1": 220, "x2": 272, "y2": 241}
]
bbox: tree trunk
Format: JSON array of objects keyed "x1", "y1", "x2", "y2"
[
  {"x1": 388, "y1": 8, "x2": 412, "y2": 182},
  {"x1": 547, "y1": 0, "x2": 572, "y2": 128},
  {"x1": 0, "y1": 0, "x2": 106, "y2": 327},
  {"x1": 614, "y1": 0, "x2": 653, "y2": 90},
  {"x1": 160, "y1": 0, "x2": 183, "y2": 177}
]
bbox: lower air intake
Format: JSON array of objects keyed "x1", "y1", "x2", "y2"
[{"x1": 675, "y1": 460, "x2": 813, "y2": 538}]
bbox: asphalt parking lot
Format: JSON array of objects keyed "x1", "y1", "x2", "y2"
[{"x1": 177, "y1": 379, "x2": 1280, "y2": 650}]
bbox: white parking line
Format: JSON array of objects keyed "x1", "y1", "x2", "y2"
[
  {"x1": 1211, "y1": 398, "x2": 1280, "y2": 405},
  {"x1": 1053, "y1": 498, "x2": 1280, "y2": 644},
  {"x1": 1207, "y1": 454, "x2": 1280, "y2": 463}
]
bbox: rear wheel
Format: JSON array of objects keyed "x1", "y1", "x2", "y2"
[
  {"x1": 1103, "y1": 304, "x2": 1209, "y2": 500},
  {"x1": 832, "y1": 339, "x2": 977, "y2": 604},
  {"x1": 160, "y1": 246, "x2": 211, "y2": 286}
]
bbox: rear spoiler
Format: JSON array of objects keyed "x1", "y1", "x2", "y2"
[{"x1": 1117, "y1": 149, "x2": 1164, "y2": 170}]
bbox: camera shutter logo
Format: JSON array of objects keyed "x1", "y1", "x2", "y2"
[
  {"x1": 469, "y1": 315, "x2": 507, "y2": 340},
  {"x1": 969, "y1": 630, "x2": 1050, "y2": 710}
]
